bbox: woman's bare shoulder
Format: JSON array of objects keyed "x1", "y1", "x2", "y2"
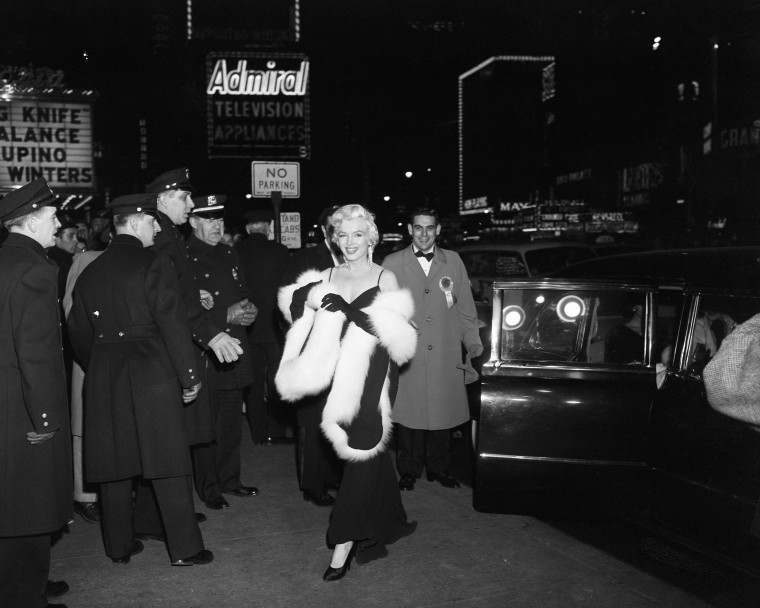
[{"x1": 378, "y1": 268, "x2": 399, "y2": 291}]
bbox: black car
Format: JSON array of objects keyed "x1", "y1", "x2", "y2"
[{"x1": 473, "y1": 247, "x2": 760, "y2": 576}]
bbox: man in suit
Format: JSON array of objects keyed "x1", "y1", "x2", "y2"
[
  {"x1": 0, "y1": 178, "x2": 73, "y2": 607},
  {"x1": 282, "y1": 205, "x2": 343, "y2": 506},
  {"x1": 67, "y1": 193, "x2": 213, "y2": 567},
  {"x1": 187, "y1": 195, "x2": 259, "y2": 510},
  {"x1": 237, "y1": 208, "x2": 293, "y2": 444},
  {"x1": 146, "y1": 168, "x2": 244, "y2": 517},
  {"x1": 382, "y1": 208, "x2": 483, "y2": 491}
]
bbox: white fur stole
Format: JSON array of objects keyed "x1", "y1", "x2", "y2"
[{"x1": 275, "y1": 271, "x2": 417, "y2": 461}]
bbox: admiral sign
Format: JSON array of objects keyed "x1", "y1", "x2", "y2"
[{"x1": 206, "y1": 52, "x2": 310, "y2": 159}]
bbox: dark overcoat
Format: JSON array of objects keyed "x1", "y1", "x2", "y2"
[
  {"x1": 187, "y1": 235, "x2": 255, "y2": 389},
  {"x1": 283, "y1": 240, "x2": 337, "y2": 283},
  {"x1": 0, "y1": 233, "x2": 72, "y2": 536},
  {"x1": 236, "y1": 233, "x2": 290, "y2": 344},
  {"x1": 67, "y1": 234, "x2": 197, "y2": 482},
  {"x1": 382, "y1": 246, "x2": 482, "y2": 430},
  {"x1": 153, "y1": 211, "x2": 217, "y2": 444}
]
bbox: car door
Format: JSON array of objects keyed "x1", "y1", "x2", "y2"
[
  {"x1": 474, "y1": 278, "x2": 661, "y2": 517},
  {"x1": 649, "y1": 290, "x2": 760, "y2": 569}
]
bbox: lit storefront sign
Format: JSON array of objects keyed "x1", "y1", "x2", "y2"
[
  {"x1": 206, "y1": 52, "x2": 310, "y2": 159},
  {"x1": 0, "y1": 65, "x2": 96, "y2": 192}
]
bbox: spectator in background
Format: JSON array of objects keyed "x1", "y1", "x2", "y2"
[
  {"x1": 89, "y1": 212, "x2": 111, "y2": 251},
  {"x1": 63, "y1": 248, "x2": 104, "y2": 525},
  {"x1": 46, "y1": 221, "x2": 78, "y2": 300},
  {"x1": 237, "y1": 208, "x2": 294, "y2": 445},
  {"x1": 281, "y1": 205, "x2": 344, "y2": 507}
]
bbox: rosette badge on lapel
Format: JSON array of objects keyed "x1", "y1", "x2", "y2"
[{"x1": 439, "y1": 276, "x2": 456, "y2": 308}]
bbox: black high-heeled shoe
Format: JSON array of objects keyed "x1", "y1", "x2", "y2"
[{"x1": 322, "y1": 542, "x2": 357, "y2": 581}]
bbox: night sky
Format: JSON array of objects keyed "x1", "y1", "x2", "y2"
[{"x1": 1, "y1": 1, "x2": 758, "y2": 230}]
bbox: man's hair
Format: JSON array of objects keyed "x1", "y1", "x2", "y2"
[
  {"x1": 3, "y1": 207, "x2": 47, "y2": 231},
  {"x1": 409, "y1": 207, "x2": 439, "y2": 225},
  {"x1": 330, "y1": 204, "x2": 379, "y2": 247},
  {"x1": 317, "y1": 205, "x2": 341, "y2": 231},
  {"x1": 112, "y1": 213, "x2": 141, "y2": 228}
]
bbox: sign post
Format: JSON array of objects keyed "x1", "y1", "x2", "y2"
[{"x1": 251, "y1": 161, "x2": 300, "y2": 244}]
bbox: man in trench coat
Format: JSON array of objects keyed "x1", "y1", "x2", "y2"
[
  {"x1": 0, "y1": 178, "x2": 73, "y2": 607},
  {"x1": 382, "y1": 207, "x2": 483, "y2": 491},
  {"x1": 67, "y1": 193, "x2": 213, "y2": 566}
]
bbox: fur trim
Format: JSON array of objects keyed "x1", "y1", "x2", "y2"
[
  {"x1": 363, "y1": 288, "x2": 417, "y2": 365},
  {"x1": 275, "y1": 306, "x2": 344, "y2": 402},
  {"x1": 320, "y1": 325, "x2": 394, "y2": 462},
  {"x1": 277, "y1": 269, "x2": 323, "y2": 323},
  {"x1": 276, "y1": 286, "x2": 419, "y2": 460}
]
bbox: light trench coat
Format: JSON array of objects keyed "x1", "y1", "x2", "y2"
[{"x1": 382, "y1": 246, "x2": 481, "y2": 430}]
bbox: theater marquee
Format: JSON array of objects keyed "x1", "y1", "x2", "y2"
[{"x1": 206, "y1": 52, "x2": 311, "y2": 159}]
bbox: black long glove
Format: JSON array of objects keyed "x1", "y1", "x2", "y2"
[
  {"x1": 290, "y1": 280, "x2": 322, "y2": 322},
  {"x1": 321, "y1": 293, "x2": 374, "y2": 335}
]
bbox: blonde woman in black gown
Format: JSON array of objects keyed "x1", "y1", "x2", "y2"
[{"x1": 276, "y1": 204, "x2": 418, "y2": 580}]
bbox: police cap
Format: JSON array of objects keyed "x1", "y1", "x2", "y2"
[
  {"x1": 0, "y1": 178, "x2": 58, "y2": 222},
  {"x1": 145, "y1": 167, "x2": 193, "y2": 194},
  {"x1": 191, "y1": 194, "x2": 226, "y2": 219},
  {"x1": 106, "y1": 193, "x2": 159, "y2": 217}
]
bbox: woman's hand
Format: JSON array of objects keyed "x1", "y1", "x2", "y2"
[
  {"x1": 321, "y1": 293, "x2": 374, "y2": 335},
  {"x1": 290, "y1": 280, "x2": 322, "y2": 321},
  {"x1": 320, "y1": 292, "x2": 350, "y2": 314}
]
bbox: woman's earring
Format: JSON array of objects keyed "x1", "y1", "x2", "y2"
[{"x1": 367, "y1": 245, "x2": 374, "y2": 270}]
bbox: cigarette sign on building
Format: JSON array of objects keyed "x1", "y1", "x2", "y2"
[
  {"x1": 0, "y1": 99, "x2": 95, "y2": 192},
  {"x1": 206, "y1": 52, "x2": 311, "y2": 159}
]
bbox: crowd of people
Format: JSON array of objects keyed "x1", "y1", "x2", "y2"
[{"x1": 0, "y1": 171, "x2": 482, "y2": 607}]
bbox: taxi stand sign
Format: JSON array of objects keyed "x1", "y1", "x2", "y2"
[{"x1": 252, "y1": 161, "x2": 300, "y2": 198}]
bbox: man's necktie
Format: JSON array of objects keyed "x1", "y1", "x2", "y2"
[{"x1": 415, "y1": 250, "x2": 434, "y2": 262}]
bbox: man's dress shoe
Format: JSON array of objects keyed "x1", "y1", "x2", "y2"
[
  {"x1": 303, "y1": 490, "x2": 335, "y2": 507},
  {"x1": 110, "y1": 540, "x2": 144, "y2": 564},
  {"x1": 223, "y1": 486, "x2": 258, "y2": 497},
  {"x1": 73, "y1": 500, "x2": 100, "y2": 523},
  {"x1": 398, "y1": 473, "x2": 416, "y2": 491},
  {"x1": 196, "y1": 512, "x2": 207, "y2": 523},
  {"x1": 171, "y1": 549, "x2": 214, "y2": 566},
  {"x1": 205, "y1": 496, "x2": 230, "y2": 510},
  {"x1": 427, "y1": 471, "x2": 461, "y2": 488},
  {"x1": 46, "y1": 579, "x2": 70, "y2": 598}
]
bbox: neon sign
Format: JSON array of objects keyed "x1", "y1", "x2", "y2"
[{"x1": 207, "y1": 59, "x2": 309, "y2": 96}]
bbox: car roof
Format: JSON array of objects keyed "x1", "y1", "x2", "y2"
[
  {"x1": 550, "y1": 246, "x2": 760, "y2": 292},
  {"x1": 455, "y1": 241, "x2": 595, "y2": 253}
]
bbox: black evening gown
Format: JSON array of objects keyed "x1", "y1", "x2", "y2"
[{"x1": 326, "y1": 286, "x2": 416, "y2": 564}]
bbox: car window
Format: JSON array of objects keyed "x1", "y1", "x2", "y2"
[
  {"x1": 460, "y1": 251, "x2": 527, "y2": 277},
  {"x1": 524, "y1": 247, "x2": 595, "y2": 275},
  {"x1": 683, "y1": 294, "x2": 760, "y2": 374},
  {"x1": 499, "y1": 288, "x2": 647, "y2": 364}
]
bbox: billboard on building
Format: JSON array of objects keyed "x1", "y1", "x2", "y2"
[
  {"x1": 0, "y1": 66, "x2": 96, "y2": 192},
  {"x1": 206, "y1": 51, "x2": 310, "y2": 159}
]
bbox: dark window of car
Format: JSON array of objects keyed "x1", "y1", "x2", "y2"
[
  {"x1": 460, "y1": 251, "x2": 527, "y2": 277},
  {"x1": 682, "y1": 294, "x2": 760, "y2": 374},
  {"x1": 500, "y1": 288, "x2": 647, "y2": 364},
  {"x1": 523, "y1": 247, "x2": 596, "y2": 275}
]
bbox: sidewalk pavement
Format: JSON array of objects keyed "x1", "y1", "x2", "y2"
[{"x1": 50, "y1": 437, "x2": 713, "y2": 608}]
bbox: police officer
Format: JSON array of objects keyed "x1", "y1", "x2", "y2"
[
  {"x1": 187, "y1": 195, "x2": 259, "y2": 509},
  {"x1": 0, "y1": 178, "x2": 72, "y2": 607},
  {"x1": 146, "y1": 168, "x2": 243, "y2": 512},
  {"x1": 67, "y1": 193, "x2": 213, "y2": 567}
]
